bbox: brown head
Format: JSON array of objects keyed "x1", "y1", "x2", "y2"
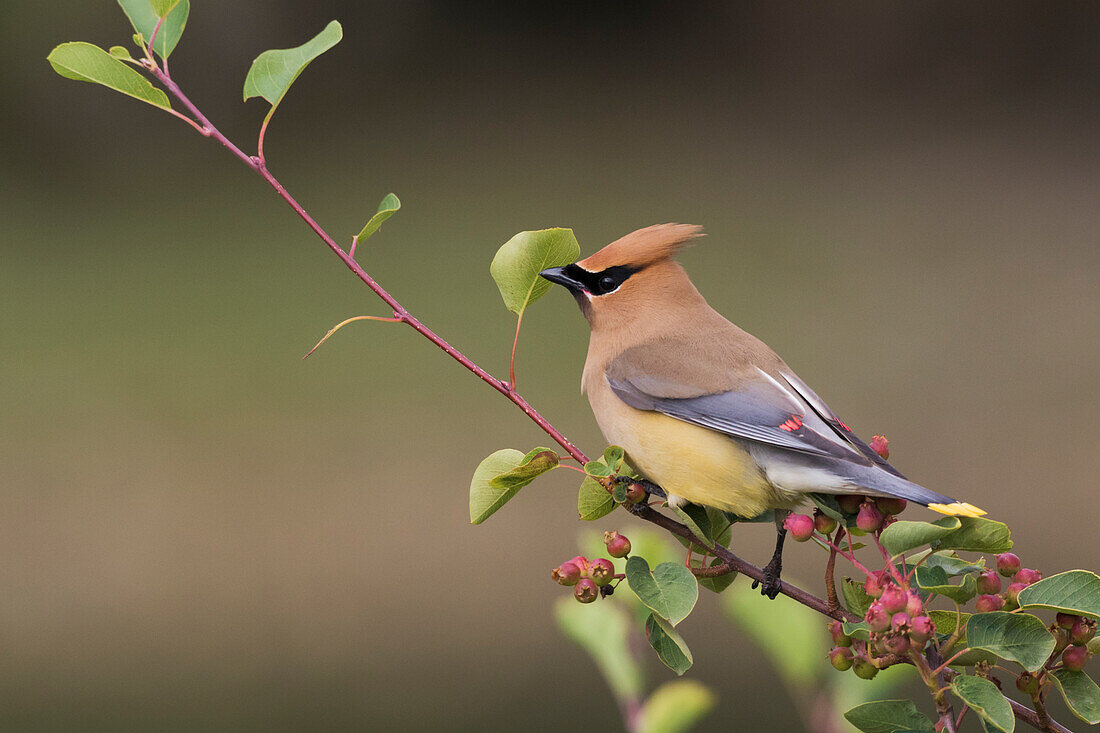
[{"x1": 539, "y1": 224, "x2": 708, "y2": 336}]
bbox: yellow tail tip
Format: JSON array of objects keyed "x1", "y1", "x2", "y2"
[{"x1": 928, "y1": 502, "x2": 987, "y2": 518}]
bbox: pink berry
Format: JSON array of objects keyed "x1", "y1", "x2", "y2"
[
  {"x1": 784, "y1": 513, "x2": 816, "y2": 542},
  {"x1": 552, "y1": 561, "x2": 582, "y2": 586},
  {"x1": 905, "y1": 591, "x2": 923, "y2": 617},
  {"x1": 1005, "y1": 582, "x2": 1027, "y2": 609},
  {"x1": 976, "y1": 571, "x2": 1002, "y2": 596},
  {"x1": 910, "y1": 615, "x2": 935, "y2": 645},
  {"x1": 1062, "y1": 645, "x2": 1091, "y2": 672},
  {"x1": 880, "y1": 585, "x2": 907, "y2": 615},
  {"x1": 996, "y1": 553, "x2": 1021, "y2": 577},
  {"x1": 829, "y1": 646, "x2": 854, "y2": 671},
  {"x1": 574, "y1": 578, "x2": 599, "y2": 603},
  {"x1": 828, "y1": 620, "x2": 852, "y2": 648},
  {"x1": 1016, "y1": 568, "x2": 1042, "y2": 585},
  {"x1": 866, "y1": 601, "x2": 891, "y2": 632},
  {"x1": 870, "y1": 435, "x2": 890, "y2": 460},
  {"x1": 876, "y1": 497, "x2": 907, "y2": 516},
  {"x1": 603, "y1": 531, "x2": 631, "y2": 558},
  {"x1": 623, "y1": 483, "x2": 646, "y2": 503},
  {"x1": 589, "y1": 558, "x2": 615, "y2": 586},
  {"x1": 864, "y1": 572, "x2": 887, "y2": 599},
  {"x1": 1071, "y1": 618, "x2": 1097, "y2": 645},
  {"x1": 975, "y1": 594, "x2": 1005, "y2": 613},
  {"x1": 856, "y1": 502, "x2": 884, "y2": 533},
  {"x1": 891, "y1": 612, "x2": 911, "y2": 633},
  {"x1": 569, "y1": 556, "x2": 589, "y2": 573},
  {"x1": 883, "y1": 633, "x2": 910, "y2": 655},
  {"x1": 1057, "y1": 613, "x2": 1081, "y2": 630},
  {"x1": 814, "y1": 510, "x2": 837, "y2": 535}
]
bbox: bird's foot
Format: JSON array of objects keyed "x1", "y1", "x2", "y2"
[{"x1": 752, "y1": 556, "x2": 784, "y2": 600}]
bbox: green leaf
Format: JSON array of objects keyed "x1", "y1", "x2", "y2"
[
  {"x1": 1016, "y1": 570, "x2": 1100, "y2": 620},
  {"x1": 879, "y1": 517, "x2": 961, "y2": 556},
  {"x1": 843, "y1": 621, "x2": 871, "y2": 641},
  {"x1": 355, "y1": 192, "x2": 400, "y2": 242},
  {"x1": 931, "y1": 517, "x2": 1013, "y2": 554},
  {"x1": 670, "y1": 505, "x2": 714, "y2": 549},
  {"x1": 47, "y1": 43, "x2": 170, "y2": 110},
  {"x1": 636, "y1": 679, "x2": 716, "y2": 733},
  {"x1": 915, "y1": 565, "x2": 978, "y2": 603},
  {"x1": 841, "y1": 576, "x2": 875, "y2": 617},
  {"x1": 584, "y1": 460, "x2": 612, "y2": 477},
  {"x1": 908, "y1": 550, "x2": 986, "y2": 577},
  {"x1": 488, "y1": 447, "x2": 558, "y2": 489},
  {"x1": 696, "y1": 558, "x2": 737, "y2": 594},
  {"x1": 489, "y1": 228, "x2": 581, "y2": 315},
  {"x1": 602, "y1": 445, "x2": 625, "y2": 472},
  {"x1": 928, "y1": 610, "x2": 971, "y2": 638},
  {"x1": 950, "y1": 675, "x2": 1014, "y2": 732},
  {"x1": 554, "y1": 597, "x2": 644, "y2": 702},
  {"x1": 843, "y1": 700, "x2": 936, "y2": 733},
  {"x1": 108, "y1": 45, "x2": 133, "y2": 61},
  {"x1": 1049, "y1": 669, "x2": 1100, "y2": 725},
  {"x1": 148, "y1": 0, "x2": 181, "y2": 16},
  {"x1": 243, "y1": 20, "x2": 343, "y2": 115},
  {"x1": 117, "y1": 0, "x2": 190, "y2": 58},
  {"x1": 723, "y1": 581, "x2": 828, "y2": 688},
  {"x1": 578, "y1": 476, "x2": 615, "y2": 521},
  {"x1": 810, "y1": 493, "x2": 853, "y2": 526},
  {"x1": 965, "y1": 611, "x2": 1055, "y2": 672},
  {"x1": 625, "y1": 556, "x2": 698, "y2": 626},
  {"x1": 645, "y1": 613, "x2": 693, "y2": 675},
  {"x1": 469, "y1": 448, "x2": 526, "y2": 524}
]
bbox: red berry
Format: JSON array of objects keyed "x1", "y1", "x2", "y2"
[
  {"x1": 828, "y1": 620, "x2": 852, "y2": 647},
  {"x1": 624, "y1": 483, "x2": 646, "y2": 503},
  {"x1": 975, "y1": 594, "x2": 1005, "y2": 613},
  {"x1": 1057, "y1": 612, "x2": 1081, "y2": 630},
  {"x1": 856, "y1": 502, "x2": 884, "y2": 533},
  {"x1": 814, "y1": 510, "x2": 837, "y2": 535},
  {"x1": 905, "y1": 591, "x2": 923, "y2": 617},
  {"x1": 552, "y1": 561, "x2": 582, "y2": 586},
  {"x1": 910, "y1": 615, "x2": 935, "y2": 645},
  {"x1": 1016, "y1": 671, "x2": 1041, "y2": 695},
  {"x1": 1062, "y1": 645, "x2": 1091, "y2": 672},
  {"x1": 829, "y1": 646, "x2": 854, "y2": 671},
  {"x1": 976, "y1": 570, "x2": 1002, "y2": 596},
  {"x1": 837, "y1": 494, "x2": 864, "y2": 515},
  {"x1": 574, "y1": 578, "x2": 599, "y2": 603},
  {"x1": 589, "y1": 558, "x2": 615, "y2": 586},
  {"x1": 1016, "y1": 568, "x2": 1042, "y2": 586},
  {"x1": 1004, "y1": 582, "x2": 1027, "y2": 609},
  {"x1": 883, "y1": 633, "x2": 910, "y2": 655},
  {"x1": 569, "y1": 556, "x2": 590, "y2": 573},
  {"x1": 866, "y1": 601, "x2": 891, "y2": 632},
  {"x1": 891, "y1": 612, "x2": 911, "y2": 633},
  {"x1": 876, "y1": 497, "x2": 907, "y2": 516},
  {"x1": 880, "y1": 585, "x2": 907, "y2": 615},
  {"x1": 996, "y1": 553, "x2": 1021, "y2": 577},
  {"x1": 864, "y1": 572, "x2": 887, "y2": 599},
  {"x1": 603, "y1": 531, "x2": 631, "y2": 558},
  {"x1": 870, "y1": 435, "x2": 890, "y2": 460},
  {"x1": 784, "y1": 513, "x2": 815, "y2": 542},
  {"x1": 1071, "y1": 618, "x2": 1097, "y2": 645}
]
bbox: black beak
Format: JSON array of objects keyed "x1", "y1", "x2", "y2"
[{"x1": 539, "y1": 265, "x2": 586, "y2": 293}]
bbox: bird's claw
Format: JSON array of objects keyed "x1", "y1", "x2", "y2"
[{"x1": 752, "y1": 557, "x2": 784, "y2": 600}]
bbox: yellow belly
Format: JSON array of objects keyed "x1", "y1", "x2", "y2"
[{"x1": 590, "y1": 387, "x2": 787, "y2": 517}]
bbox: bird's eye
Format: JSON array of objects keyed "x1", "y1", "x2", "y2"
[{"x1": 598, "y1": 276, "x2": 617, "y2": 293}]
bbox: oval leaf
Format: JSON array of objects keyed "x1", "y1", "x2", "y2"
[
  {"x1": 644, "y1": 613, "x2": 693, "y2": 675},
  {"x1": 47, "y1": 42, "x2": 170, "y2": 110},
  {"x1": 243, "y1": 20, "x2": 343, "y2": 111},
  {"x1": 636, "y1": 679, "x2": 716, "y2": 733},
  {"x1": 843, "y1": 700, "x2": 936, "y2": 733},
  {"x1": 488, "y1": 447, "x2": 558, "y2": 489},
  {"x1": 842, "y1": 576, "x2": 875, "y2": 617},
  {"x1": 469, "y1": 448, "x2": 525, "y2": 524},
  {"x1": 1049, "y1": 669, "x2": 1100, "y2": 725},
  {"x1": 577, "y1": 476, "x2": 615, "y2": 521},
  {"x1": 489, "y1": 228, "x2": 580, "y2": 315},
  {"x1": 1016, "y1": 570, "x2": 1100, "y2": 620},
  {"x1": 879, "y1": 517, "x2": 960, "y2": 556},
  {"x1": 626, "y1": 556, "x2": 698, "y2": 626},
  {"x1": 108, "y1": 45, "x2": 134, "y2": 61},
  {"x1": 931, "y1": 516, "x2": 1013, "y2": 553},
  {"x1": 915, "y1": 565, "x2": 978, "y2": 604},
  {"x1": 117, "y1": 0, "x2": 190, "y2": 58},
  {"x1": 356, "y1": 192, "x2": 401, "y2": 242},
  {"x1": 950, "y1": 675, "x2": 1014, "y2": 732},
  {"x1": 965, "y1": 611, "x2": 1055, "y2": 672}
]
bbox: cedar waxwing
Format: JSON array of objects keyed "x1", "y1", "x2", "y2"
[{"x1": 540, "y1": 224, "x2": 984, "y2": 597}]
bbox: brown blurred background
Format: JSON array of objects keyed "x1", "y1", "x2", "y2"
[{"x1": 3, "y1": 1, "x2": 1099, "y2": 730}]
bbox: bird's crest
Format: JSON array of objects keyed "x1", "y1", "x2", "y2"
[{"x1": 579, "y1": 223, "x2": 704, "y2": 272}]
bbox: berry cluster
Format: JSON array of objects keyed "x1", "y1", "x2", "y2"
[
  {"x1": 784, "y1": 495, "x2": 908, "y2": 544},
  {"x1": 1053, "y1": 612, "x2": 1096, "y2": 671},
  {"x1": 551, "y1": 531, "x2": 631, "y2": 603},
  {"x1": 972, "y1": 552, "x2": 1044, "y2": 612}
]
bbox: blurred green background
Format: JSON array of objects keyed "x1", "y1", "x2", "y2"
[{"x1": 4, "y1": 1, "x2": 1099, "y2": 729}]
